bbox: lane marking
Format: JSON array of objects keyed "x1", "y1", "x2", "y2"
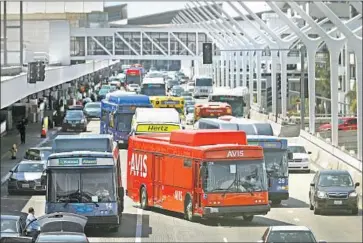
[
  {"x1": 223, "y1": 237, "x2": 228, "y2": 242},
  {"x1": 293, "y1": 218, "x2": 300, "y2": 222},
  {"x1": 1, "y1": 128, "x2": 60, "y2": 185},
  {"x1": 135, "y1": 208, "x2": 143, "y2": 243}
]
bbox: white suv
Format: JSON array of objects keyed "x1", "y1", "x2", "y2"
[{"x1": 287, "y1": 144, "x2": 311, "y2": 173}]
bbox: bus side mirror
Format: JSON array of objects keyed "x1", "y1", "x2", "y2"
[
  {"x1": 118, "y1": 187, "x2": 124, "y2": 198},
  {"x1": 287, "y1": 152, "x2": 293, "y2": 160}
]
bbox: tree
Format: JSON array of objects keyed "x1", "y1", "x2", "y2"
[
  {"x1": 345, "y1": 80, "x2": 357, "y2": 115},
  {"x1": 315, "y1": 52, "x2": 331, "y2": 98}
]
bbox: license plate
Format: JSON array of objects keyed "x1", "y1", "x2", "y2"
[
  {"x1": 334, "y1": 200, "x2": 342, "y2": 205},
  {"x1": 35, "y1": 181, "x2": 41, "y2": 186},
  {"x1": 22, "y1": 184, "x2": 29, "y2": 188}
]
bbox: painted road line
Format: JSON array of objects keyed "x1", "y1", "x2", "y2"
[
  {"x1": 0, "y1": 128, "x2": 60, "y2": 185},
  {"x1": 223, "y1": 237, "x2": 228, "y2": 242},
  {"x1": 135, "y1": 208, "x2": 143, "y2": 243},
  {"x1": 21, "y1": 195, "x2": 46, "y2": 217}
]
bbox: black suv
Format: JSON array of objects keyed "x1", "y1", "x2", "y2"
[{"x1": 309, "y1": 170, "x2": 360, "y2": 215}]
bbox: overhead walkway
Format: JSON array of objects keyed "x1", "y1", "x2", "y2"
[{"x1": 1, "y1": 60, "x2": 117, "y2": 109}]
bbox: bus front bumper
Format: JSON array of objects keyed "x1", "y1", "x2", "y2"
[
  {"x1": 202, "y1": 204, "x2": 270, "y2": 217},
  {"x1": 86, "y1": 215, "x2": 119, "y2": 228},
  {"x1": 269, "y1": 191, "x2": 289, "y2": 201}
]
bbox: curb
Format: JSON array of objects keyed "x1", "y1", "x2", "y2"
[{"x1": 0, "y1": 127, "x2": 61, "y2": 186}]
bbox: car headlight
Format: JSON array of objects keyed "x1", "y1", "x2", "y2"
[
  {"x1": 349, "y1": 191, "x2": 358, "y2": 197},
  {"x1": 81, "y1": 119, "x2": 86, "y2": 123},
  {"x1": 317, "y1": 191, "x2": 327, "y2": 199}
]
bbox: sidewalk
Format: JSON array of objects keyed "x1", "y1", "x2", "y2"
[{"x1": 0, "y1": 122, "x2": 60, "y2": 184}]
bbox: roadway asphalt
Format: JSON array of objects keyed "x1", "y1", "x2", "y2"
[{"x1": 1, "y1": 119, "x2": 362, "y2": 242}]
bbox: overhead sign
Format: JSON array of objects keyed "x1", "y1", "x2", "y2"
[
  {"x1": 248, "y1": 141, "x2": 282, "y2": 149},
  {"x1": 136, "y1": 124, "x2": 180, "y2": 133}
]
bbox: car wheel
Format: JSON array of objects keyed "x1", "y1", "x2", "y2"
[
  {"x1": 313, "y1": 206, "x2": 321, "y2": 215},
  {"x1": 7, "y1": 189, "x2": 14, "y2": 195},
  {"x1": 351, "y1": 207, "x2": 359, "y2": 215},
  {"x1": 271, "y1": 200, "x2": 281, "y2": 205},
  {"x1": 242, "y1": 215, "x2": 254, "y2": 222}
]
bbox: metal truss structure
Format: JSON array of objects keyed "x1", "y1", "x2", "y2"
[{"x1": 70, "y1": 27, "x2": 218, "y2": 61}]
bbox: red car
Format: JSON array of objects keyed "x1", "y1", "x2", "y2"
[{"x1": 318, "y1": 117, "x2": 357, "y2": 131}]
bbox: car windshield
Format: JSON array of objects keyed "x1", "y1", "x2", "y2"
[
  {"x1": 183, "y1": 97, "x2": 193, "y2": 101},
  {"x1": 288, "y1": 146, "x2": 307, "y2": 154},
  {"x1": 187, "y1": 107, "x2": 194, "y2": 114},
  {"x1": 201, "y1": 160, "x2": 267, "y2": 193},
  {"x1": 24, "y1": 149, "x2": 52, "y2": 161},
  {"x1": 0, "y1": 218, "x2": 18, "y2": 233},
  {"x1": 238, "y1": 124, "x2": 257, "y2": 135},
  {"x1": 267, "y1": 230, "x2": 317, "y2": 242},
  {"x1": 66, "y1": 111, "x2": 83, "y2": 119},
  {"x1": 115, "y1": 113, "x2": 133, "y2": 131},
  {"x1": 48, "y1": 168, "x2": 115, "y2": 203},
  {"x1": 98, "y1": 89, "x2": 109, "y2": 95},
  {"x1": 16, "y1": 163, "x2": 44, "y2": 172},
  {"x1": 129, "y1": 84, "x2": 139, "y2": 87},
  {"x1": 85, "y1": 103, "x2": 101, "y2": 109},
  {"x1": 101, "y1": 86, "x2": 111, "y2": 90},
  {"x1": 148, "y1": 72, "x2": 164, "y2": 78},
  {"x1": 318, "y1": 173, "x2": 354, "y2": 187},
  {"x1": 263, "y1": 150, "x2": 289, "y2": 177}
]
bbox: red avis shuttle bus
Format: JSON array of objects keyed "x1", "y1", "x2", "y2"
[{"x1": 127, "y1": 130, "x2": 270, "y2": 222}]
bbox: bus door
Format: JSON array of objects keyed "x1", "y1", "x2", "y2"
[
  {"x1": 153, "y1": 155, "x2": 162, "y2": 206},
  {"x1": 194, "y1": 161, "x2": 203, "y2": 209}
]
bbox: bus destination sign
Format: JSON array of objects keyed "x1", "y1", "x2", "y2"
[
  {"x1": 162, "y1": 100, "x2": 179, "y2": 105},
  {"x1": 248, "y1": 141, "x2": 282, "y2": 149},
  {"x1": 58, "y1": 158, "x2": 79, "y2": 165}
]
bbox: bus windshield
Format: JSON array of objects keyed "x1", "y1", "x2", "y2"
[
  {"x1": 211, "y1": 96, "x2": 244, "y2": 117},
  {"x1": 202, "y1": 160, "x2": 267, "y2": 193},
  {"x1": 115, "y1": 113, "x2": 133, "y2": 131},
  {"x1": 142, "y1": 85, "x2": 166, "y2": 96},
  {"x1": 263, "y1": 150, "x2": 288, "y2": 177},
  {"x1": 126, "y1": 75, "x2": 141, "y2": 84},
  {"x1": 196, "y1": 78, "x2": 213, "y2": 86},
  {"x1": 48, "y1": 168, "x2": 116, "y2": 203}
]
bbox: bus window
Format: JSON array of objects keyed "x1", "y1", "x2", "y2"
[
  {"x1": 116, "y1": 113, "x2": 133, "y2": 131},
  {"x1": 254, "y1": 124, "x2": 273, "y2": 136},
  {"x1": 101, "y1": 110, "x2": 108, "y2": 121},
  {"x1": 109, "y1": 112, "x2": 115, "y2": 128}
]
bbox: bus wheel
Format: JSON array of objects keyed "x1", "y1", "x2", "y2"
[
  {"x1": 140, "y1": 187, "x2": 148, "y2": 209},
  {"x1": 184, "y1": 197, "x2": 194, "y2": 222},
  {"x1": 109, "y1": 226, "x2": 119, "y2": 233},
  {"x1": 242, "y1": 215, "x2": 254, "y2": 222}
]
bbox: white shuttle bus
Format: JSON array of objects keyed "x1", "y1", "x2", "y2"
[{"x1": 193, "y1": 75, "x2": 213, "y2": 98}]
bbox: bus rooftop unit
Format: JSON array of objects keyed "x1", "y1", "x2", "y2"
[
  {"x1": 52, "y1": 134, "x2": 114, "y2": 153},
  {"x1": 127, "y1": 129, "x2": 270, "y2": 222},
  {"x1": 45, "y1": 151, "x2": 123, "y2": 231},
  {"x1": 100, "y1": 92, "x2": 152, "y2": 147}
]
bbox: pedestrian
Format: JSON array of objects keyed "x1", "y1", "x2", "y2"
[
  {"x1": 17, "y1": 118, "x2": 27, "y2": 144},
  {"x1": 10, "y1": 144, "x2": 17, "y2": 159},
  {"x1": 26, "y1": 207, "x2": 40, "y2": 242}
]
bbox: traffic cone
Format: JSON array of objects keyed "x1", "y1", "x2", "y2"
[{"x1": 41, "y1": 127, "x2": 47, "y2": 138}]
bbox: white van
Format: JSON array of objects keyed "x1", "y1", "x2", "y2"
[{"x1": 131, "y1": 108, "x2": 183, "y2": 135}]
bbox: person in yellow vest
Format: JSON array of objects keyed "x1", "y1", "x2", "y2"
[{"x1": 10, "y1": 144, "x2": 17, "y2": 159}]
